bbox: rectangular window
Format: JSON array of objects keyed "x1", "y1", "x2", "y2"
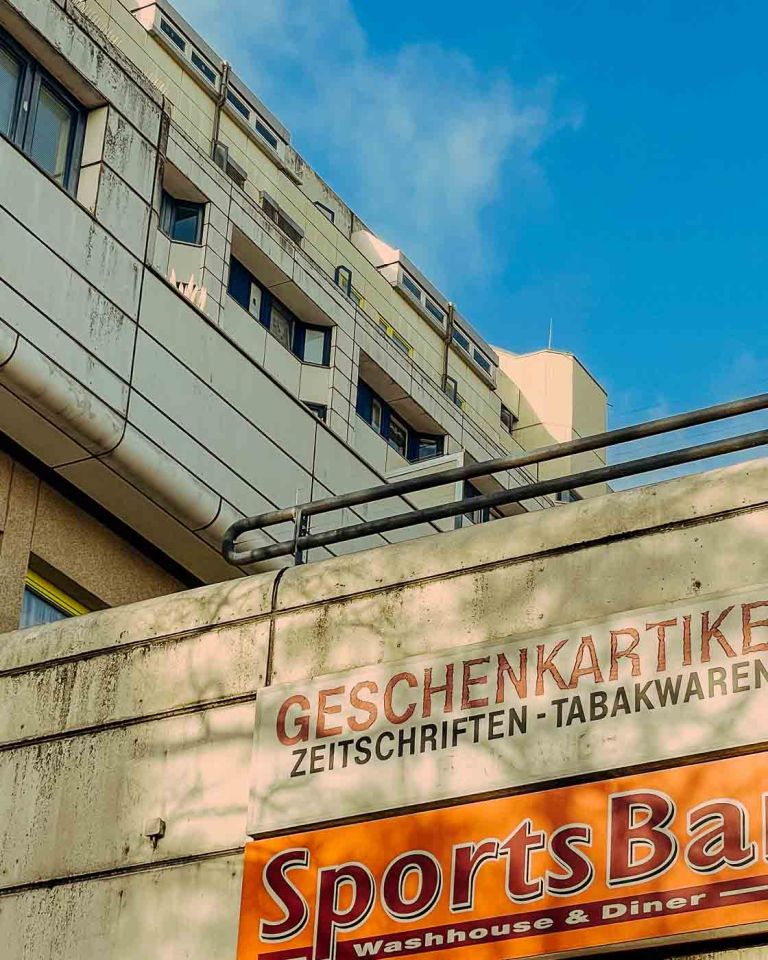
[
  {"x1": 304, "y1": 402, "x2": 327, "y2": 422},
  {"x1": 262, "y1": 195, "x2": 303, "y2": 245},
  {"x1": 191, "y1": 51, "x2": 217, "y2": 85},
  {"x1": 270, "y1": 301, "x2": 294, "y2": 351},
  {"x1": 452, "y1": 328, "x2": 470, "y2": 352},
  {"x1": 425, "y1": 298, "x2": 445, "y2": 325},
  {"x1": 301, "y1": 326, "x2": 331, "y2": 365},
  {"x1": 255, "y1": 119, "x2": 279, "y2": 150},
  {"x1": 473, "y1": 349, "x2": 492, "y2": 374},
  {"x1": 227, "y1": 89, "x2": 250, "y2": 120},
  {"x1": 20, "y1": 571, "x2": 89, "y2": 629},
  {"x1": 0, "y1": 30, "x2": 85, "y2": 193},
  {"x1": 161, "y1": 191, "x2": 205, "y2": 245},
  {"x1": 388, "y1": 416, "x2": 408, "y2": 458},
  {"x1": 401, "y1": 272, "x2": 422, "y2": 301},
  {"x1": 371, "y1": 397, "x2": 383, "y2": 434},
  {"x1": 501, "y1": 403, "x2": 517, "y2": 435},
  {"x1": 0, "y1": 44, "x2": 21, "y2": 136},
  {"x1": 463, "y1": 481, "x2": 491, "y2": 526},
  {"x1": 414, "y1": 435, "x2": 444, "y2": 461},
  {"x1": 160, "y1": 19, "x2": 186, "y2": 51}
]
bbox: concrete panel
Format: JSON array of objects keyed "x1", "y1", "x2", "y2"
[
  {"x1": 137, "y1": 275, "x2": 318, "y2": 469},
  {"x1": 0, "y1": 854, "x2": 243, "y2": 960},
  {"x1": 263, "y1": 335, "x2": 301, "y2": 394},
  {"x1": 95, "y1": 165, "x2": 150, "y2": 260},
  {"x1": 0, "y1": 140, "x2": 141, "y2": 320},
  {"x1": 130, "y1": 330, "x2": 313, "y2": 509},
  {"x1": 0, "y1": 702, "x2": 253, "y2": 884},
  {"x1": 0, "y1": 208, "x2": 136, "y2": 377},
  {"x1": 127, "y1": 393, "x2": 278, "y2": 519},
  {"x1": 0, "y1": 617, "x2": 268, "y2": 743},
  {"x1": 218, "y1": 298, "x2": 267, "y2": 369},
  {"x1": 104, "y1": 106, "x2": 157, "y2": 202}
]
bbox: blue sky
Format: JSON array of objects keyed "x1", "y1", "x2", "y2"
[{"x1": 177, "y1": 0, "x2": 767, "y2": 476}]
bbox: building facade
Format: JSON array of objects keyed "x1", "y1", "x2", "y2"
[{"x1": 0, "y1": 0, "x2": 605, "y2": 632}]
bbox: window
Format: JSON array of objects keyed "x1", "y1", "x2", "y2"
[
  {"x1": 20, "y1": 571, "x2": 89, "y2": 629},
  {"x1": 425, "y1": 298, "x2": 445, "y2": 325},
  {"x1": 388, "y1": 416, "x2": 409, "y2": 458},
  {"x1": 443, "y1": 375, "x2": 462, "y2": 408},
  {"x1": 228, "y1": 257, "x2": 332, "y2": 365},
  {"x1": 501, "y1": 404, "x2": 518, "y2": 435},
  {"x1": 160, "y1": 18, "x2": 186, "y2": 51},
  {"x1": 191, "y1": 51, "x2": 217, "y2": 85},
  {"x1": 415, "y1": 435, "x2": 443, "y2": 461},
  {"x1": 473, "y1": 348, "x2": 492, "y2": 374},
  {"x1": 315, "y1": 201, "x2": 335, "y2": 224},
  {"x1": 300, "y1": 326, "x2": 331, "y2": 365},
  {"x1": 255, "y1": 119, "x2": 279, "y2": 150},
  {"x1": 401, "y1": 272, "x2": 422, "y2": 301},
  {"x1": 227, "y1": 89, "x2": 250, "y2": 120},
  {"x1": 356, "y1": 380, "x2": 445, "y2": 463},
  {"x1": 0, "y1": 30, "x2": 85, "y2": 193},
  {"x1": 371, "y1": 396, "x2": 383, "y2": 434},
  {"x1": 0, "y1": 45, "x2": 21, "y2": 136},
  {"x1": 452, "y1": 328, "x2": 470, "y2": 352},
  {"x1": 213, "y1": 141, "x2": 248, "y2": 188},
  {"x1": 557, "y1": 489, "x2": 583, "y2": 504},
  {"x1": 463, "y1": 481, "x2": 490, "y2": 526},
  {"x1": 161, "y1": 190, "x2": 205, "y2": 245},
  {"x1": 304, "y1": 402, "x2": 327, "y2": 422},
  {"x1": 262, "y1": 194, "x2": 303, "y2": 245},
  {"x1": 270, "y1": 301, "x2": 294, "y2": 351}
]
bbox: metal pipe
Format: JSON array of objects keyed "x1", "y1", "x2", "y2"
[
  {"x1": 226, "y1": 427, "x2": 768, "y2": 564},
  {"x1": 223, "y1": 391, "x2": 768, "y2": 563}
]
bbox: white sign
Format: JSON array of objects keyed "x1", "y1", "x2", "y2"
[{"x1": 248, "y1": 584, "x2": 768, "y2": 836}]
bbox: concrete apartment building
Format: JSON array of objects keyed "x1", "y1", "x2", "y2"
[{"x1": 0, "y1": 0, "x2": 605, "y2": 630}]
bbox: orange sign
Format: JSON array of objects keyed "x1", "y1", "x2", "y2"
[{"x1": 237, "y1": 752, "x2": 768, "y2": 960}]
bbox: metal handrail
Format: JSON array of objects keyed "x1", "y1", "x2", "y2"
[{"x1": 223, "y1": 392, "x2": 768, "y2": 566}]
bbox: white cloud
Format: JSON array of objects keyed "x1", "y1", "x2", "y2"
[{"x1": 175, "y1": 0, "x2": 573, "y2": 286}]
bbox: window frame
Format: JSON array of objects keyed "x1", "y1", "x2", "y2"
[
  {"x1": 500, "y1": 403, "x2": 518, "y2": 435},
  {"x1": 160, "y1": 190, "x2": 206, "y2": 246},
  {"x1": 304, "y1": 402, "x2": 328, "y2": 422},
  {"x1": 20, "y1": 570, "x2": 89, "y2": 629},
  {"x1": 0, "y1": 27, "x2": 85, "y2": 194},
  {"x1": 228, "y1": 257, "x2": 332, "y2": 366}
]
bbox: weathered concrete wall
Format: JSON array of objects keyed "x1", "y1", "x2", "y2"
[{"x1": 1, "y1": 457, "x2": 767, "y2": 958}]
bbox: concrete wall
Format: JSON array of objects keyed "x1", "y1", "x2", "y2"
[{"x1": 0, "y1": 456, "x2": 766, "y2": 958}]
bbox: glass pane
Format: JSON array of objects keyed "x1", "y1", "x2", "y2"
[
  {"x1": 172, "y1": 201, "x2": 203, "y2": 244},
  {"x1": 249, "y1": 282, "x2": 263, "y2": 320},
  {"x1": 0, "y1": 46, "x2": 20, "y2": 136},
  {"x1": 270, "y1": 303, "x2": 293, "y2": 350},
  {"x1": 20, "y1": 588, "x2": 69, "y2": 629},
  {"x1": 30, "y1": 84, "x2": 74, "y2": 184},
  {"x1": 303, "y1": 328, "x2": 327, "y2": 364},
  {"x1": 388, "y1": 418, "x2": 408, "y2": 457},
  {"x1": 371, "y1": 398, "x2": 383, "y2": 434},
  {"x1": 417, "y1": 438, "x2": 439, "y2": 461}
]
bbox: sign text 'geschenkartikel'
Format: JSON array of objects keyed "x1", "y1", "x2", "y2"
[{"x1": 249, "y1": 584, "x2": 768, "y2": 834}]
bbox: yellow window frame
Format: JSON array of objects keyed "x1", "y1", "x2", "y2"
[
  {"x1": 24, "y1": 571, "x2": 89, "y2": 618},
  {"x1": 376, "y1": 318, "x2": 414, "y2": 358}
]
